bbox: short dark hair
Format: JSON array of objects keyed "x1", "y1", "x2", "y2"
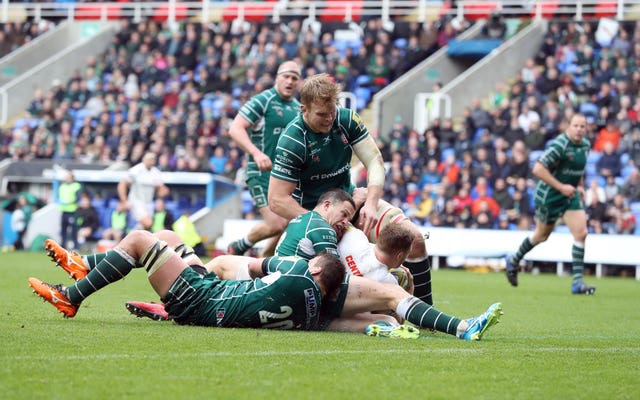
[
  {"x1": 316, "y1": 252, "x2": 346, "y2": 298},
  {"x1": 317, "y1": 189, "x2": 355, "y2": 210}
]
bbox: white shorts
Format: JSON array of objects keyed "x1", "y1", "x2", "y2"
[{"x1": 130, "y1": 200, "x2": 154, "y2": 222}]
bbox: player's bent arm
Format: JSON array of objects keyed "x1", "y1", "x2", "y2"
[
  {"x1": 268, "y1": 176, "x2": 307, "y2": 220},
  {"x1": 117, "y1": 179, "x2": 131, "y2": 203},
  {"x1": 204, "y1": 255, "x2": 262, "y2": 280},
  {"x1": 352, "y1": 135, "x2": 385, "y2": 187},
  {"x1": 352, "y1": 136, "x2": 384, "y2": 232},
  {"x1": 230, "y1": 115, "x2": 266, "y2": 162},
  {"x1": 533, "y1": 161, "x2": 574, "y2": 196},
  {"x1": 248, "y1": 257, "x2": 267, "y2": 278}
]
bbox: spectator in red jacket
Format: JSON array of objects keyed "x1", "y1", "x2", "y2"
[{"x1": 471, "y1": 183, "x2": 501, "y2": 219}]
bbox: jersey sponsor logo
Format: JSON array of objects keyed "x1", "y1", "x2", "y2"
[
  {"x1": 304, "y1": 288, "x2": 317, "y2": 317},
  {"x1": 308, "y1": 164, "x2": 350, "y2": 180},
  {"x1": 272, "y1": 164, "x2": 292, "y2": 176},
  {"x1": 276, "y1": 153, "x2": 294, "y2": 164},
  {"x1": 345, "y1": 255, "x2": 363, "y2": 276},
  {"x1": 341, "y1": 133, "x2": 348, "y2": 144},
  {"x1": 559, "y1": 168, "x2": 584, "y2": 176},
  {"x1": 216, "y1": 308, "x2": 225, "y2": 325},
  {"x1": 322, "y1": 136, "x2": 332, "y2": 145}
]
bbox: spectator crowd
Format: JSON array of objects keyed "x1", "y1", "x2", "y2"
[{"x1": 0, "y1": 15, "x2": 638, "y2": 236}]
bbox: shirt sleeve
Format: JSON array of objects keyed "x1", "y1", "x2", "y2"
[{"x1": 271, "y1": 124, "x2": 305, "y2": 183}]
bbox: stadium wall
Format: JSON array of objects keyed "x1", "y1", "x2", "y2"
[{"x1": 217, "y1": 219, "x2": 640, "y2": 279}]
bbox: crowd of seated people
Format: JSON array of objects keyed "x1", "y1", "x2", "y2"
[
  {"x1": 1, "y1": 16, "x2": 638, "y2": 235},
  {"x1": 359, "y1": 19, "x2": 639, "y2": 235},
  {"x1": 1, "y1": 16, "x2": 455, "y2": 168},
  {"x1": 0, "y1": 20, "x2": 55, "y2": 58}
]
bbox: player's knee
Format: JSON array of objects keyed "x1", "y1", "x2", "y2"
[
  {"x1": 153, "y1": 229, "x2": 182, "y2": 247},
  {"x1": 122, "y1": 229, "x2": 155, "y2": 257},
  {"x1": 574, "y1": 229, "x2": 588, "y2": 242}
]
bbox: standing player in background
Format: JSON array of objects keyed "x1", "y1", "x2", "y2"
[
  {"x1": 226, "y1": 61, "x2": 302, "y2": 257},
  {"x1": 505, "y1": 113, "x2": 596, "y2": 295},
  {"x1": 117, "y1": 152, "x2": 169, "y2": 231},
  {"x1": 268, "y1": 73, "x2": 434, "y2": 305}
]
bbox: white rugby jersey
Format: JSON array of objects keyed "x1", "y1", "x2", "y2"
[{"x1": 337, "y1": 224, "x2": 398, "y2": 285}]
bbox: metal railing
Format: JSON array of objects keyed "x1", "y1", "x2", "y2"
[{"x1": 2, "y1": 1, "x2": 640, "y2": 25}]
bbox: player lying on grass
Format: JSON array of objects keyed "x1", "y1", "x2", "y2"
[
  {"x1": 30, "y1": 228, "x2": 347, "y2": 330},
  {"x1": 210, "y1": 198, "x2": 503, "y2": 341},
  {"x1": 40, "y1": 231, "x2": 503, "y2": 341}
]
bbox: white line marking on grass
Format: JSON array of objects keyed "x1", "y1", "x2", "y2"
[
  {"x1": 10, "y1": 348, "x2": 478, "y2": 361},
  {"x1": 8, "y1": 347, "x2": 640, "y2": 362}
]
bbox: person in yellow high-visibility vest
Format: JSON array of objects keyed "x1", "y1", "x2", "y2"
[
  {"x1": 172, "y1": 212, "x2": 204, "y2": 256},
  {"x1": 151, "y1": 198, "x2": 174, "y2": 233},
  {"x1": 58, "y1": 171, "x2": 82, "y2": 249}
]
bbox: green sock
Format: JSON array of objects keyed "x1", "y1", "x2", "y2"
[
  {"x1": 571, "y1": 242, "x2": 585, "y2": 283},
  {"x1": 396, "y1": 296, "x2": 461, "y2": 336},
  {"x1": 403, "y1": 257, "x2": 433, "y2": 305},
  {"x1": 66, "y1": 248, "x2": 137, "y2": 304},
  {"x1": 84, "y1": 252, "x2": 108, "y2": 270},
  {"x1": 512, "y1": 237, "x2": 535, "y2": 264}
]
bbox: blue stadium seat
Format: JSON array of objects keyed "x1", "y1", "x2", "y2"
[
  {"x1": 587, "y1": 151, "x2": 601, "y2": 164},
  {"x1": 621, "y1": 164, "x2": 635, "y2": 179},
  {"x1": 241, "y1": 190, "x2": 254, "y2": 215},
  {"x1": 100, "y1": 207, "x2": 114, "y2": 230},
  {"x1": 441, "y1": 147, "x2": 456, "y2": 162},
  {"x1": 579, "y1": 102, "x2": 599, "y2": 118},
  {"x1": 349, "y1": 39, "x2": 363, "y2": 53},
  {"x1": 394, "y1": 38, "x2": 408, "y2": 49},
  {"x1": 585, "y1": 162, "x2": 597, "y2": 178},
  {"x1": 355, "y1": 75, "x2": 370, "y2": 87},
  {"x1": 354, "y1": 86, "x2": 371, "y2": 103},
  {"x1": 620, "y1": 152, "x2": 630, "y2": 166},
  {"x1": 334, "y1": 40, "x2": 349, "y2": 57},
  {"x1": 529, "y1": 150, "x2": 544, "y2": 168},
  {"x1": 586, "y1": 175, "x2": 606, "y2": 188}
]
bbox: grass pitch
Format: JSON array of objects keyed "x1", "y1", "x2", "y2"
[{"x1": 2, "y1": 250, "x2": 639, "y2": 399}]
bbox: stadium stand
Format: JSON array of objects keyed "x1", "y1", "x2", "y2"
[{"x1": 0, "y1": 1, "x2": 638, "y2": 275}]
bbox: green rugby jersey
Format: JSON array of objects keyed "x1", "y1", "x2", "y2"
[
  {"x1": 271, "y1": 107, "x2": 368, "y2": 209},
  {"x1": 535, "y1": 132, "x2": 590, "y2": 205},
  {"x1": 275, "y1": 210, "x2": 340, "y2": 260},
  {"x1": 238, "y1": 87, "x2": 300, "y2": 178},
  {"x1": 165, "y1": 257, "x2": 323, "y2": 330}
]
